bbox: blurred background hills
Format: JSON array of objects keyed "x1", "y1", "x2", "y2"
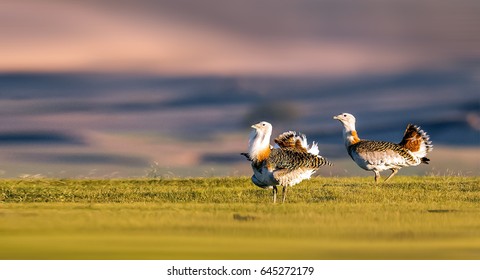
[{"x1": 0, "y1": 0, "x2": 478, "y2": 178}]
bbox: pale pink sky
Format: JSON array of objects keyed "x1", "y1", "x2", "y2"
[{"x1": 1, "y1": 0, "x2": 479, "y2": 76}]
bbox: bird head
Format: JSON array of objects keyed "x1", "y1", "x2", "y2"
[
  {"x1": 251, "y1": 121, "x2": 272, "y2": 135},
  {"x1": 333, "y1": 113, "x2": 356, "y2": 131}
]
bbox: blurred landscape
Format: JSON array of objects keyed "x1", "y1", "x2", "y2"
[
  {"x1": 0, "y1": 68, "x2": 478, "y2": 178},
  {"x1": 0, "y1": 0, "x2": 479, "y2": 178}
]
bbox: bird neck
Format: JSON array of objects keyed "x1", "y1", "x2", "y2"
[
  {"x1": 249, "y1": 130, "x2": 271, "y2": 162},
  {"x1": 342, "y1": 126, "x2": 361, "y2": 147}
]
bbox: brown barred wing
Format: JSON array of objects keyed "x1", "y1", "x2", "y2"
[
  {"x1": 348, "y1": 140, "x2": 418, "y2": 165},
  {"x1": 268, "y1": 148, "x2": 332, "y2": 170}
]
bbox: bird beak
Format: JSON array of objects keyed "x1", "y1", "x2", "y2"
[
  {"x1": 252, "y1": 122, "x2": 264, "y2": 129},
  {"x1": 333, "y1": 115, "x2": 339, "y2": 120}
]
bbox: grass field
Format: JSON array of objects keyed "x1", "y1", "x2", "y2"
[{"x1": 0, "y1": 176, "x2": 479, "y2": 260}]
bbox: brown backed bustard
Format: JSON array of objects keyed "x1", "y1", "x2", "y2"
[
  {"x1": 333, "y1": 113, "x2": 433, "y2": 182},
  {"x1": 242, "y1": 121, "x2": 332, "y2": 203}
]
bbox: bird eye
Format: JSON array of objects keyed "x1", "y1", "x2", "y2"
[
  {"x1": 343, "y1": 114, "x2": 347, "y2": 117},
  {"x1": 262, "y1": 123, "x2": 266, "y2": 126}
]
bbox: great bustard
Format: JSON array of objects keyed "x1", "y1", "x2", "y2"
[
  {"x1": 242, "y1": 121, "x2": 332, "y2": 203},
  {"x1": 333, "y1": 113, "x2": 433, "y2": 182}
]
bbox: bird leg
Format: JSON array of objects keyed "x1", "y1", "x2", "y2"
[
  {"x1": 272, "y1": 186, "x2": 278, "y2": 203},
  {"x1": 374, "y1": 171, "x2": 381, "y2": 183},
  {"x1": 385, "y1": 169, "x2": 399, "y2": 182},
  {"x1": 282, "y1": 186, "x2": 288, "y2": 203}
]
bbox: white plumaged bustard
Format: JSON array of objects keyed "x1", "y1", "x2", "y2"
[
  {"x1": 333, "y1": 113, "x2": 433, "y2": 182},
  {"x1": 242, "y1": 121, "x2": 332, "y2": 203}
]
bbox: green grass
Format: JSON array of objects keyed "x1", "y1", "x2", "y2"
[{"x1": 0, "y1": 176, "x2": 479, "y2": 260}]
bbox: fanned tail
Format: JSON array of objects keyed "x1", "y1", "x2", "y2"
[
  {"x1": 274, "y1": 131, "x2": 320, "y2": 155},
  {"x1": 399, "y1": 124, "x2": 433, "y2": 162},
  {"x1": 274, "y1": 131, "x2": 308, "y2": 152}
]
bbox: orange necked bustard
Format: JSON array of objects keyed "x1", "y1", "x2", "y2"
[
  {"x1": 241, "y1": 121, "x2": 332, "y2": 203},
  {"x1": 333, "y1": 113, "x2": 433, "y2": 182}
]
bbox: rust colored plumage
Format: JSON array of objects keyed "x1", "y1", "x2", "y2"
[
  {"x1": 399, "y1": 124, "x2": 423, "y2": 152},
  {"x1": 350, "y1": 131, "x2": 361, "y2": 144},
  {"x1": 334, "y1": 113, "x2": 433, "y2": 183},
  {"x1": 256, "y1": 147, "x2": 271, "y2": 162}
]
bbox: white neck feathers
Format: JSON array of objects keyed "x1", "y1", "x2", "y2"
[
  {"x1": 341, "y1": 122, "x2": 360, "y2": 147},
  {"x1": 248, "y1": 129, "x2": 271, "y2": 162}
]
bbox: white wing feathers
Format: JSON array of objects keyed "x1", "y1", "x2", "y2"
[{"x1": 308, "y1": 141, "x2": 319, "y2": 155}]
